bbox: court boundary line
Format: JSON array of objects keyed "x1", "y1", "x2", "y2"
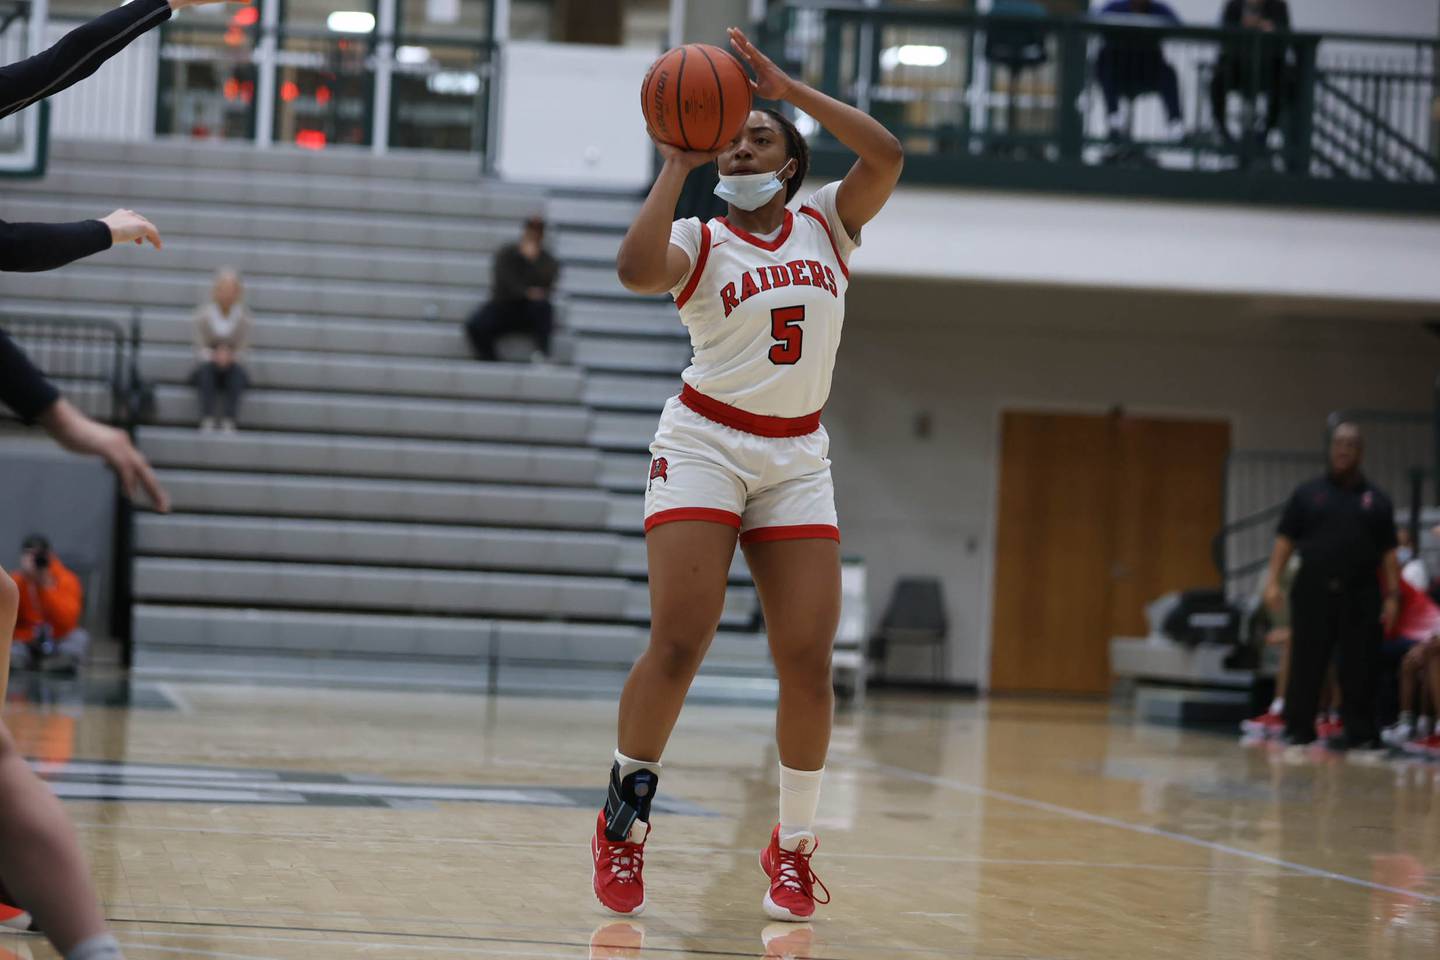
[{"x1": 861, "y1": 760, "x2": 1440, "y2": 906}]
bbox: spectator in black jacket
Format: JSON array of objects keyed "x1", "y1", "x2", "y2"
[
  {"x1": 1209, "y1": 0, "x2": 1292, "y2": 149},
  {"x1": 465, "y1": 216, "x2": 561, "y2": 362},
  {"x1": 0, "y1": 1, "x2": 229, "y2": 957}
]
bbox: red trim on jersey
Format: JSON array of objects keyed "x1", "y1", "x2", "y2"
[
  {"x1": 718, "y1": 210, "x2": 794, "y2": 252},
  {"x1": 740, "y1": 524, "x2": 841, "y2": 544},
  {"x1": 674, "y1": 222, "x2": 712, "y2": 309},
  {"x1": 645, "y1": 507, "x2": 742, "y2": 532},
  {"x1": 799, "y1": 205, "x2": 850, "y2": 281},
  {"x1": 680, "y1": 385, "x2": 821, "y2": 438}
]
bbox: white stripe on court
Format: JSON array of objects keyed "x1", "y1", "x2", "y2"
[{"x1": 859, "y1": 759, "x2": 1440, "y2": 907}]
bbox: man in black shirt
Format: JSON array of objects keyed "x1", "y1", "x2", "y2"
[
  {"x1": 1262, "y1": 422, "x2": 1400, "y2": 747},
  {"x1": 465, "y1": 216, "x2": 561, "y2": 362}
]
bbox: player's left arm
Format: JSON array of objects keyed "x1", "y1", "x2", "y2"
[{"x1": 729, "y1": 27, "x2": 903, "y2": 238}]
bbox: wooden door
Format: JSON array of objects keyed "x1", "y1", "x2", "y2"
[{"x1": 989, "y1": 411, "x2": 1230, "y2": 695}]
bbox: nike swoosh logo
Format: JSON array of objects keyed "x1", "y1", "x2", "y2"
[{"x1": 712, "y1": 239, "x2": 729, "y2": 248}]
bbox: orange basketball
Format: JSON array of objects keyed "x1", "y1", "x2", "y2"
[{"x1": 641, "y1": 43, "x2": 753, "y2": 152}]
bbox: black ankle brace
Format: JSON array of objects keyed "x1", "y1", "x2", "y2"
[{"x1": 603, "y1": 760, "x2": 659, "y2": 842}]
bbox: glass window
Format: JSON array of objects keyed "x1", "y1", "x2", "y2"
[
  {"x1": 398, "y1": 0, "x2": 491, "y2": 39},
  {"x1": 155, "y1": 4, "x2": 260, "y2": 140},
  {"x1": 510, "y1": 0, "x2": 671, "y2": 48}
]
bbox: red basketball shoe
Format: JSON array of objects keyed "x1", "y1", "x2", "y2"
[
  {"x1": 759, "y1": 825, "x2": 830, "y2": 921},
  {"x1": 0, "y1": 902, "x2": 34, "y2": 933},
  {"x1": 0, "y1": 881, "x2": 35, "y2": 934},
  {"x1": 1240, "y1": 711, "x2": 1284, "y2": 739},
  {"x1": 592, "y1": 811, "x2": 648, "y2": 916}
]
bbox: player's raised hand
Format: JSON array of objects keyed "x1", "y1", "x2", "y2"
[
  {"x1": 101, "y1": 209, "x2": 162, "y2": 250},
  {"x1": 728, "y1": 26, "x2": 795, "y2": 101},
  {"x1": 649, "y1": 130, "x2": 722, "y2": 171}
]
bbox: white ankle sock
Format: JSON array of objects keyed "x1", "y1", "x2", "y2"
[
  {"x1": 1268, "y1": 697, "x2": 1284, "y2": 715},
  {"x1": 778, "y1": 764, "x2": 824, "y2": 842},
  {"x1": 614, "y1": 748, "x2": 661, "y2": 780},
  {"x1": 67, "y1": 934, "x2": 123, "y2": 960}
]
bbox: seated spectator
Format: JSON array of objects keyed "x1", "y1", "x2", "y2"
[
  {"x1": 1209, "y1": 0, "x2": 1292, "y2": 151},
  {"x1": 1396, "y1": 525, "x2": 1430, "y2": 592},
  {"x1": 1380, "y1": 577, "x2": 1440, "y2": 751},
  {"x1": 192, "y1": 267, "x2": 252, "y2": 433},
  {"x1": 466, "y1": 216, "x2": 560, "y2": 363},
  {"x1": 1094, "y1": 0, "x2": 1187, "y2": 143},
  {"x1": 9, "y1": 535, "x2": 89, "y2": 676}
]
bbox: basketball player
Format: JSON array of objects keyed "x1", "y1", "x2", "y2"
[
  {"x1": 591, "y1": 27, "x2": 903, "y2": 921},
  {"x1": 0, "y1": 0, "x2": 229, "y2": 955}
]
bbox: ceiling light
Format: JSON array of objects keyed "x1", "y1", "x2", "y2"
[
  {"x1": 326, "y1": 11, "x2": 375, "y2": 34},
  {"x1": 879, "y1": 44, "x2": 949, "y2": 70}
]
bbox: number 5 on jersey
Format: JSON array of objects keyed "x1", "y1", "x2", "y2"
[{"x1": 769, "y1": 306, "x2": 805, "y2": 365}]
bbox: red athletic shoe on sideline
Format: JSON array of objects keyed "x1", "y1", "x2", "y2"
[
  {"x1": 759, "y1": 825, "x2": 830, "y2": 922},
  {"x1": 1405, "y1": 734, "x2": 1440, "y2": 759},
  {"x1": 591, "y1": 811, "x2": 648, "y2": 917},
  {"x1": 1240, "y1": 712, "x2": 1285, "y2": 738},
  {"x1": 0, "y1": 902, "x2": 34, "y2": 933},
  {"x1": 1316, "y1": 717, "x2": 1344, "y2": 741},
  {"x1": 0, "y1": 880, "x2": 35, "y2": 934}
]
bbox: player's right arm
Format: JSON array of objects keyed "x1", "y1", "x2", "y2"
[{"x1": 616, "y1": 142, "x2": 718, "y2": 295}]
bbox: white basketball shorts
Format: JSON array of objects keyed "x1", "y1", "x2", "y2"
[{"x1": 642, "y1": 385, "x2": 839, "y2": 543}]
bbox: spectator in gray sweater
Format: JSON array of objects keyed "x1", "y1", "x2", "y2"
[{"x1": 191, "y1": 267, "x2": 253, "y2": 433}]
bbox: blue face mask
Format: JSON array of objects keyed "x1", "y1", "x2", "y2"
[{"x1": 714, "y1": 161, "x2": 796, "y2": 212}]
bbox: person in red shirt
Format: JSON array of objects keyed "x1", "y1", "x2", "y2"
[
  {"x1": 1380, "y1": 577, "x2": 1440, "y2": 752},
  {"x1": 10, "y1": 535, "x2": 89, "y2": 676}
]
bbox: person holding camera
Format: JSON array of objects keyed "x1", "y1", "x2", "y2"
[{"x1": 8, "y1": 536, "x2": 88, "y2": 677}]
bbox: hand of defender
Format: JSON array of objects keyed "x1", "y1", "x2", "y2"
[
  {"x1": 41, "y1": 400, "x2": 171, "y2": 513},
  {"x1": 101, "y1": 209, "x2": 162, "y2": 250},
  {"x1": 728, "y1": 26, "x2": 795, "y2": 101}
]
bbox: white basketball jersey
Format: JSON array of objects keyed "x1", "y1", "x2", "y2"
[{"x1": 667, "y1": 182, "x2": 859, "y2": 419}]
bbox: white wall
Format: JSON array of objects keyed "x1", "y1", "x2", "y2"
[
  {"x1": 855, "y1": 183, "x2": 1440, "y2": 307},
  {"x1": 44, "y1": 20, "x2": 155, "y2": 142},
  {"x1": 826, "y1": 278, "x2": 1440, "y2": 687},
  {"x1": 496, "y1": 41, "x2": 657, "y2": 189}
]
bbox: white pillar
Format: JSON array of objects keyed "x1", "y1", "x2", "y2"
[
  {"x1": 668, "y1": 0, "x2": 685, "y2": 50},
  {"x1": 254, "y1": 0, "x2": 279, "y2": 147},
  {"x1": 492, "y1": 0, "x2": 511, "y2": 41},
  {"x1": 372, "y1": 0, "x2": 397, "y2": 152}
]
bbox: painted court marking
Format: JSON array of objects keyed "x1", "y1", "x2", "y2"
[{"x1": 861, "y1": 759, "x2": 1440, "y2": 907}]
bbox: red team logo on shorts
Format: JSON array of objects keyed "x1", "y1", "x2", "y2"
[{"x1": 648, "y1": 457, "x2": 669, "y2": 490}]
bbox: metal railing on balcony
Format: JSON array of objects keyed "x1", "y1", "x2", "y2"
[{"x1": 760, "y1": 1, "x2": 1440, "y2": 213}]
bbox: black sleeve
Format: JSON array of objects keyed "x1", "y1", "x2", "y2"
[
  {"x1": 0, "y1": 0, "x2": 172, "y2": 121},
  {"x1": 1374, "y1": 495, "x2": 1399, "y2": 553},
  {"x1": 0, "y1": 218, "x2": 111, "y2": 272},
  {"x1": 1277, "y1": 486, "x2": 1307, "y2": 541},
  {"x1": 0, "y1": 329, "x2": 60, "y2": 423},
  {"x1": 491, "y1": 246, "x2": 525, "y2": 301}
]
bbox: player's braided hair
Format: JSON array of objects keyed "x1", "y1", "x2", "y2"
[{"x1": 760, "y1": 108, "x2": 810, "y2": 203}]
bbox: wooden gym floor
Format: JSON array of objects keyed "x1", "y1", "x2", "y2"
[{"x1": 2, "y1": 674, "x2": 1437, "y2": 959}]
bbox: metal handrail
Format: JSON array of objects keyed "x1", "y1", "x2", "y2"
[{"x1": 776, "y1": 0, "x2": 1440, "y2": 49}]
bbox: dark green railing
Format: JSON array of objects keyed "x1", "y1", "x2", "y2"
[{"x1": 760, "y1": 1, "x2": 1439, "y2": 214}]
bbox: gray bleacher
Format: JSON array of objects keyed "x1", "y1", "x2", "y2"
[{"x1": 3, "y1": 139, "x2": 770, "y2": 686}]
